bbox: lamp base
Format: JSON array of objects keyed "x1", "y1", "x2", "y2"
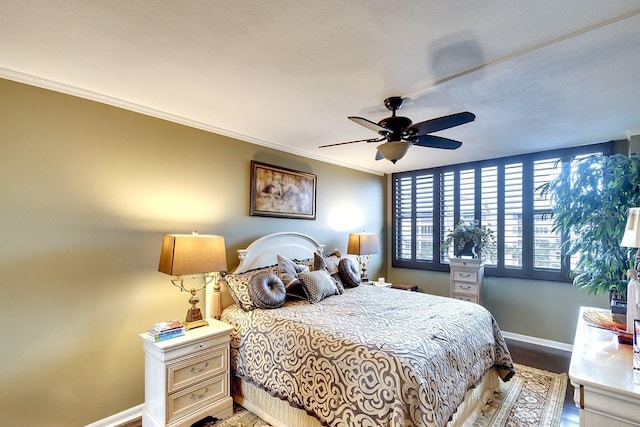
[
  {"x1": 184, "y1": 306, "x2": 208, "y2": 330},
  {"x1": 183, "y1": 318, "x2": 209, "y2": 330}
]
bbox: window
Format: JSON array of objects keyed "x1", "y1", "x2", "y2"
[{"x1": 391, "y1": 142, "x2": 612, "y2": 280}]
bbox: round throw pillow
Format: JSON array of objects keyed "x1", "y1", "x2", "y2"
[
  {"x1": 248, "y1": 272, "x2": 287, "y2": 309},
  {"x1": 338, "y1": 258, "x2": 361, "y2": 287}
]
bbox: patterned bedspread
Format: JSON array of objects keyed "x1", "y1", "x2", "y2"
[{"x1": 222, "y1": 285, "x2": 515, "y2": 427}]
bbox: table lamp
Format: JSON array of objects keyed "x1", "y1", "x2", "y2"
[
  {"x1": 158, "y1": 232, "x2": 227, "y2": 330},
  {"x1": 347, "y1": 232, "x2": 379, "y2": 282},
  {"x1": 622, "y1": 208, "x2": 640, "y2": 335},
  {"x1": 622, "y1": 207, "x2": 640, "y2": 271}
]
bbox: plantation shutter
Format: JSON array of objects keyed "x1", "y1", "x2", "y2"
[
  {"x1": 415, "y1": 174, "x2": 434, "y2": 261},
  {"x1": 390, "y1": 141, "x2": 611, "y2": 279},
  {"x1": 440, "y1": 171, "x2": 455, "y2": 260},
  {"x1": 504, "y1": 163, "x2": 523, "y2": 269},
  {"x1": 460, "y1": 169, "x2": 475, "y2": 223},
  {"x1": 394, "y1": 176, "x2": 413, "y2": 260},
  {"x1": 481, "y1": 166, "x2": 498, "y2": 266},
  {"x1": 533, "y1": 158, "x2": 562, "y2": 270}
]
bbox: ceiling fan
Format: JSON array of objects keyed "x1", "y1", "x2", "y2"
[{"x1": 319, "y1": 96, "x2": 475, "y2": 163}]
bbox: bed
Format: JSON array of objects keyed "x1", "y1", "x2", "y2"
[{"x1": 205, "y1": 232, "x2": 515, "y2": 427}]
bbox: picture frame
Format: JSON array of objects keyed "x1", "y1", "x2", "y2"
[{"x1": 250, "y1": 161, "x2": 317, "y2": 220}]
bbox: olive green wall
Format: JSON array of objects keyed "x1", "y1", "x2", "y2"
[
  {"x1": 0, "y1": 78, "x2": 385, "y2": 426},
  {"x1": 385, "y1": 178, "x2": 609, "y2": 345}
]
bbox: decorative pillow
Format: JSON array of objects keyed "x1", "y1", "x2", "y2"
[
  {"x1": 248, "y1": 272, "x2": 286, "y2": 309},
  {"x1": 277, "y1": 255, "x2": 309, "y2": 290},
  {"x1": 298, "y1": 270, "x2": 339, "y2": 303},
  {"x1": 293, "y1": 257, "x2": 314, "y2": 270},
  {"x1": 224, "y1": 265, "x2": 276, "y2": 311},
  {"x1": 313, "y1": 251, "x2": 344, "y2": 294},
  {"x1": 313, "y1": 250, "x2": 341, "y2": 273},
  {"x1": 338, "y1": 258, "x2": 361, "y2": 287},
  {"x1": 285, "y1": 283, "x2": 310, "y2": 301}
]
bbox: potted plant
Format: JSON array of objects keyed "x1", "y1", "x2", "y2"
[
  {"x1": 441, "y1": 220, "x2": 496, "y2": 260},
  {"x1": 539, "y1": 153, "x2": 640, "y2": 297}
]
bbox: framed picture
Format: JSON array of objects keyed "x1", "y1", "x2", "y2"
[{"x1": 250, "y1": 161, "x2": 317, "y2": 220}]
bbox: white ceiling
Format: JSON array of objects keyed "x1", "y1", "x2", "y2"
[{"x1": 2, "y1": 1, "x2": 639, "y2": 175}]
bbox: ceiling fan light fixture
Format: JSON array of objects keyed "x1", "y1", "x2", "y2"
[
  {"x1": 319, "y1": 96, "x2": 473, "y2": 160},
  {"x1": 377, "y1": 141, "x2": 412, "y2": 163}
]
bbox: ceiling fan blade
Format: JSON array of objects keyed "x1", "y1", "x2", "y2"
[
  {"x1": 375, "y1": 150, "x2": 384, "y2": 161},
  {"x1": 348, "y1": 116, "x2": 390, "y2": 133},
  {"x1": 318, "y1": 136, "x2": 385, "y2": 148},
  {"x1": 410, "y1": 111, "x2": 475, "y2": 135},
  {"x1": 413, "y1": 135, "x2": 463, "y2": 150}
]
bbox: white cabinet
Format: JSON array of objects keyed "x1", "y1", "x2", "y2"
[
  {"x1": 449, "y1": 258, "x2": 484, "y2": 304},
  {"x1": 569, "y1": 307, "x2": 640, "y2": 427},
  {"x1": 140, "y1": 319, "x2": 234, "y2": 427}
]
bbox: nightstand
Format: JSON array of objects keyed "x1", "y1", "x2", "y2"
[
  {"x1": 449, "y1": 258, "x2": 484, "y2": 304},
  {"x1": 140, "y1": 319, "x2": 234, "y2": 427}
]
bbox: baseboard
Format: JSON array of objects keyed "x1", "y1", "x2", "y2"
[
  {"x1": 502, "y1": 331, "x2": 573, "y2": 353},
  {"x1": 85, "y1": 403, "x2": 143, "y2": 427}
]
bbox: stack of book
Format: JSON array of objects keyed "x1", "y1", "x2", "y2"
[{"x1": 147, "y1": 319, "x2": 185, "y2": 342}]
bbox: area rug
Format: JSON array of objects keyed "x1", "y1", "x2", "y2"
[
  {"x1": 471, "y1": 364, "x2": 567, "y2": 427},
  {"x1": 204, "y1": 363, "x2": 568, "y2": 427}
]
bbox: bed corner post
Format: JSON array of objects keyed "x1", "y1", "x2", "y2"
[
  {"x1": 211, "y1": 275, "x2": 223, "y2": 320},
  {"x1": 205, "y1": 272, "x2": 223, "y2": 320}
]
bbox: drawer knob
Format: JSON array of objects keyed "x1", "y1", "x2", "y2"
[
  {"x1": 460, "y1": 285, "x2": 471, "y2": 290},
  {"x1": 190, "y1": 362, "x2": 209, "y2": 374},
  {"x1": 459, "y1": 273, "x2": 471, "y2": 278},
  {"x1": 198, "y1": 343, "x2": 204, "y2": 348},
  {"x1": 190, "y1": 387, "x2": 209, "y2": 401}
]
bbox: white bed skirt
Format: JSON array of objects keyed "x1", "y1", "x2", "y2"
[{"x1": 232, "y1": 367, "x2": 500, "y2": 427}]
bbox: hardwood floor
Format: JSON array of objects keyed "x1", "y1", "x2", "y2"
[{"x1": 505, "y1": 338, "x2": 579, "y2": 427}]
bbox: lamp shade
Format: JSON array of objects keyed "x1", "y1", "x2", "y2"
[
  {"x1": 347, "y1": 233, "x2": 379, "y2": 255},
  {"x1": 621, "y1": 207, "x2": 640, "y2": 248},
  {"x1": 158, "y1": 233, "x2": 227, "y2": 276},
  {"x1": 377, "y1": 141, "x2": 412, "y2": 163}
]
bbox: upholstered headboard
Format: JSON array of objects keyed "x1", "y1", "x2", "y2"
[{"x1": 205, "y1": 232, "x2": 325, "y2": 319}]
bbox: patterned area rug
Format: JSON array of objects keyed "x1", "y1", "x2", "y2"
[
  {"x1": 471, "y1": 364, "x2": 567, "y2": 427},
  {"x1": 204, "y1": 364, "x2": 567, "y2": 427}
]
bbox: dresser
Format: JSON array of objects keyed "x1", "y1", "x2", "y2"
[
  {"x1": 140, "y1": 319, "x2": 234, "y2": 427},
  {"x1": 569, "y1": 306, "x2": 640, "y2": 426},
  {"x1": 449, "y1": 258, "x2": 484, "y2": 304}
]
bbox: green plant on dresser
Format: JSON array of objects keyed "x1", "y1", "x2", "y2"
[{"x1": 441, "y1": 220, "x2": 496, "y2": 260}]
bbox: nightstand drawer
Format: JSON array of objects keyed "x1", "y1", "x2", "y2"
[
  {"x1": 162, "y1": 335, "x2": 229, "y2": 361},
  {"x1": 453, "y1": 281, "x2": 478, "y2": 293},
  {"x1": 167, "y1": 373, "x2": 228, "y2": 422},
  {"x1": 453, "y1": 294, "x2": 478, "y2": 304},
  {"x1": 168, "y1": 346, "x2": 227, "y2": 393},
  {"x1": 452, "y1": 270, "x2": 478, "y2": 283}
]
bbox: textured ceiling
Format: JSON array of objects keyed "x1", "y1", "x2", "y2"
[{"x1": 1, "y1": 1, "x2": 639, "y2": 175}]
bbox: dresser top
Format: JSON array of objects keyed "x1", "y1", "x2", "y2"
[
  {"x1": 448, "y1": 258, "x2": 484, "y2": 267},
  {"x1": 569, "y1": 306, "x2": 640, "y2": 399}
]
